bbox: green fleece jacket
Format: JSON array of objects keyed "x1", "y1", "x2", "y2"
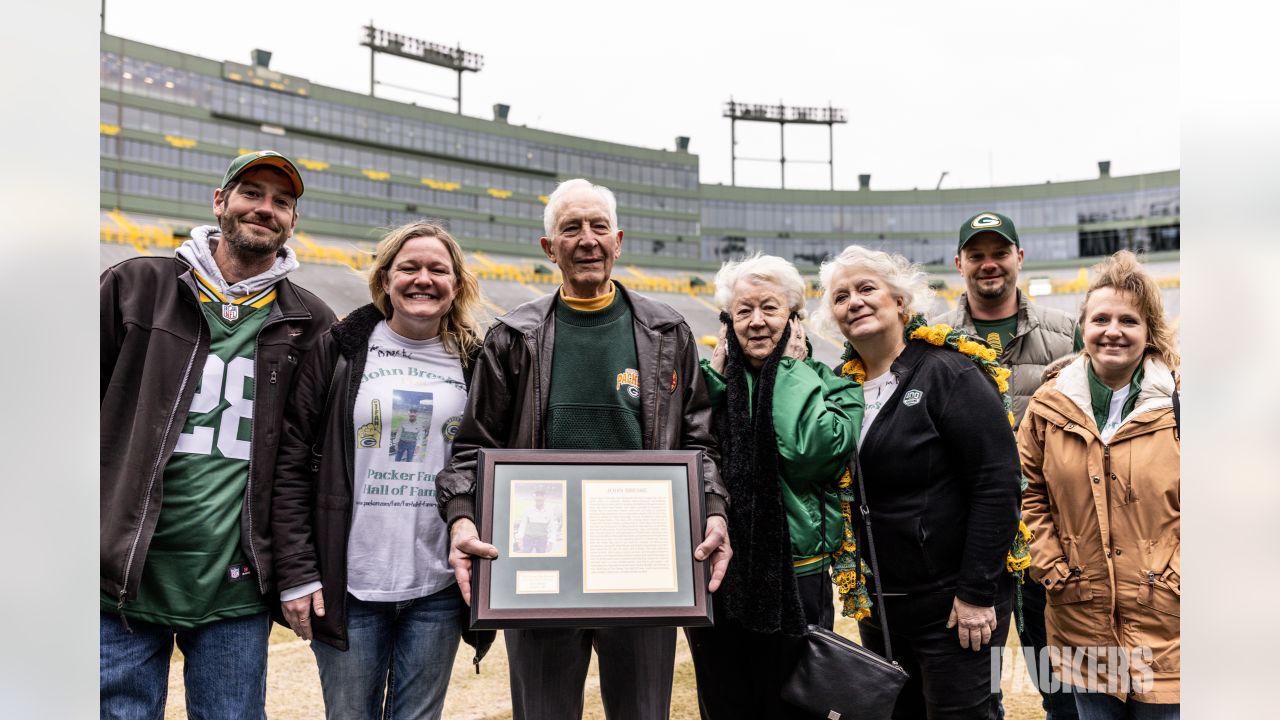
[{"x1": 701, "y1": 356, "x2": 863, "y2": 574}]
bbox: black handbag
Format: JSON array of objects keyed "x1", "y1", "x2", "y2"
[{"x1": 781, "y1": 448, "x2": 908, "y2": 720}]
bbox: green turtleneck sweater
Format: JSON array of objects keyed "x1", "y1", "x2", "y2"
[{"x1": 546, "y1": 288, "x2": 643, "y2": 449}]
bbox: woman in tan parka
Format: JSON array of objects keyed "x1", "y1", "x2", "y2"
[{"x1": 1017, "y1": 251, "x2": 1179, "y2": 719}]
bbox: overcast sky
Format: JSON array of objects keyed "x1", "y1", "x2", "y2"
[{"x1": 104, "y1": 0, "x2": 1178, "y2": 192}]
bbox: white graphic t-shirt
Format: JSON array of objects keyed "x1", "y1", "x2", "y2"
[
  {"x1": 346, "y1": 321, "x2": 468, "y2": 601},
  {"x1": 858, "y1": 371, "x2": 900, "y2": 447}
]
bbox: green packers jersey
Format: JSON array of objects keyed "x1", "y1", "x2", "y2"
[{"x1": 109, "y1": 278, "x2": 276, "y2": 627}]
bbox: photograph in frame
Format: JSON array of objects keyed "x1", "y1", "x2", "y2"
[
  {"x1": 508, "y1": 479, "x2": 568, "y2": 558},
  {"x1": 471, "y1": 448, "x2": 711, "y2": 629}
]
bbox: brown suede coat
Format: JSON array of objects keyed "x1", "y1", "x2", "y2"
[{"x1": 1017, "y1": 355, "x2": 1179, "y2": 704}]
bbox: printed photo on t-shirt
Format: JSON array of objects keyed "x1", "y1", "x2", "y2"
[{"x1": 388, "y1": 390, "x2": 434, "y2": 463}]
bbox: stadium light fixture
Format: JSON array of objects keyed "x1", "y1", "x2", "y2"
[
  {"x1": 723, "y1": 98, "x2": 848, "y2": 189},
  {"x1": 360, "y1": 23, "x2": 484, "y2": 115}
]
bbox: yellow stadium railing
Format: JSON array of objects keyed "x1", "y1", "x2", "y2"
[
  {"x1": 101, "y1": 211, "x2": 374, "y2": 271},
  {"x1": 102, "y1": 210, "x2": 179, "y2": 255},
  {"x1": 291, "y1": 231, "x2": 371, "y2": 271}
]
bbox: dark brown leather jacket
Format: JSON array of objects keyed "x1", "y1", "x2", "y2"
[
  {"x1": 100, "y1": 255, "x2": 335, "y2": 612},
  {"x1": 436, "y1": 283, "x2": 728, "y2": 524}
]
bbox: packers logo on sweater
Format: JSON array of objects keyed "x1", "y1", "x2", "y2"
[{"x1": 615, "y1": 368, "x2": 640, "y2": 398}]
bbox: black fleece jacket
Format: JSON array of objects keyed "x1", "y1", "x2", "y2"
[{"x1": 854, "y1": 341, "x2": 1021, "y2": 607}]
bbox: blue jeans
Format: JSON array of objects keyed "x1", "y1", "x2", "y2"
[
  {"x1": 99, "y1": 611, "x2": 270, "y2": 720},
  {"x1": 312, "y1": 585, "x2": 464, "y2": 720},
  {"x1": 1073, "y1": 692, "x2": 1179, "y2": 720},
  {"x1": 394, "y1": 440, "x2": 417, "y2": 462}
]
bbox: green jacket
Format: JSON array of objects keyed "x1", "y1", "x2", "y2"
[{"x1": 701, "y1": 357, "x2": 863, "y2": 574}]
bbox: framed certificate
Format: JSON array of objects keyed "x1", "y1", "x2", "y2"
[{"x1": 471, "y1": 448, "x2": 713, "y2": 629}]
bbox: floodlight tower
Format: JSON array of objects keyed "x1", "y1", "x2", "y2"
[
  {"x1": 724, "y1": 99, "x2": 847, "y2": 189},
  {"x1": 360, "y1": 23, "x2": 484, "y2": 115}
]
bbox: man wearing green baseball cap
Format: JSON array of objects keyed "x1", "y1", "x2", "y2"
[
  {"x1": 221, "y1": 149, "x2": 305, "y2": 198},
  {"x1": 100, "y1": 150, "x2": 333, "y2": 719},
  {"x1": 937, "y1": 210, "x2": 1075, "y2": 424},
  {"x1": 931, "y1": 211, "x2": 1077, "y2": 720},
  {"x1": 212, "y1": 150, "x2": 305, "y2": 270}
]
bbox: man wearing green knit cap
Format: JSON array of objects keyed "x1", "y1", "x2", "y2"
[{"x1": 436, "y1": 178, "x2": 731, "y2": 720}]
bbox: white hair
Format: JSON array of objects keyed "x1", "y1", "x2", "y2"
[
  {"x1": 813, "y1": 245, "x2": 934, "y2": 338},
  {"x1": 542, "y1": 178, "x2": 618, "y2": 237},
  {"x1": 713, "y1": 253, "x2": 808, "y2": 320}
]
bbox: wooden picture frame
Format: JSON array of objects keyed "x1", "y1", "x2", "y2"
[{"x1": 471, "y1": 448, "x2": 712, "y2": 629}]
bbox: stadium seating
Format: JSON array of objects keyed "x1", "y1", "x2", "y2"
[{"x1": 100, "y1": 210, "x2": 1179, "y2": 370}]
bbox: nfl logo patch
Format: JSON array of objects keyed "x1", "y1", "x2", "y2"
[
  {"x1": 229, "y1": 566, "x2": 241, "y2": 579},
  {"x1": 222, "y1": 303, "x2": 240, "y2": 322}
]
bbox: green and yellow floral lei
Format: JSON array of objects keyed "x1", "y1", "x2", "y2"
[{"x1": 830, "y1": 314, "x2": 1034, "y2": 628}]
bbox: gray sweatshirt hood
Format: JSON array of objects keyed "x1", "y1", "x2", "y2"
[{"x1": 177, "y1": 225, "x2": 300, "y2": 299}]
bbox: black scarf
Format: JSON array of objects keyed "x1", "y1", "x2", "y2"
[{"x1": 714, "y1": 312, "x2": 806, "y2": 636}]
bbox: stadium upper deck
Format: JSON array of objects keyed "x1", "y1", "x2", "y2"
[{"x1": 100, "y1": 32, "x2": 1178, "y2": 271}]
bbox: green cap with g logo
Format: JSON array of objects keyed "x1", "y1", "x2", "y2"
[
  {"x1": 958, "y1": 211, "x2": 1018, "y2": 251},
  {"x1": 222, "y1": 150, "x2": 304, "y2": 198}
]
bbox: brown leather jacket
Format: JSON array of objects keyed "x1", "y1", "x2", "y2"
[
  {"x1": 436, "y1": 283, "x2": 727, "y2": 524},
  {"x1": 101, "y1": 255, "x2": 335, "y2": 610},
  {"x1": 1018, "y1": 355, "x2": 1180, "y2": 703}
]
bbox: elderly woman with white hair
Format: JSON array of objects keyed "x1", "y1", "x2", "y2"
[
  {"x1": 815, "y1": 245, "x2": 1022, "y2": 720},
  {"x1": 685, "y1": 253, "x2": 862, "y2": 719}
]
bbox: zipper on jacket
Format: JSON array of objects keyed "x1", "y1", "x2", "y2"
[
  {"x1": 344, "y1": 356, "x2": 358, "y2": 525},
  {"x1": 119, "y1": 317, "x2": 204, "y2": 613},
  {"x1": 1146, "y1": 570, "x2": 1156, "y2": 604},
  {"x1": 242, "y1": 299, "x2": 314, "y2": 594},
  {"x1": 1103, "y1": 444, "x2": 1129, "y2": 505},
  {"x1": 1101, "y1": 444, "x2": 1113, "y2": 544},
  {"x1": 244, "y1": 318, "x2": 291, "y2": 595},
  {"x1": 116, "y1": 591, "x2": 133, "y2": 633},
  {"x1": 651, "y1": 335, "x2": 666, "y2": 449},
  {"x1": 528, "y1": 330, "x2": 543, "y2": 448},
  {"x1": 1103, "y1": 445, "x2": 1112, "y2": 497}
]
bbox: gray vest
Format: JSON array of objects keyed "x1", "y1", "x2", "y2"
[{"x1": 931, "y1": 291, "x2": 1076, "y2": 427}]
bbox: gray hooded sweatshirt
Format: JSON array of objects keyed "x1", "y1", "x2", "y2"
[{"x1": 176, "y1": 225, "x2": 300, "y2": 299}]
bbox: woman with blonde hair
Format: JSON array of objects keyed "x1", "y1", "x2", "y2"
[
  {"x1": 1019, "y1": 250, "x2": 1180, "y2": 719},
  {"x1": 814, "y1": 244, "x2": 1022, "y2": 719},
  {"x1": 272, "y1": 221, "x2": 492, "y2": 719}
]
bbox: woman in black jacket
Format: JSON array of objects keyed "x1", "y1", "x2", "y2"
[
  {"x1": 815, "y1": 245, "x2": 1022, "y2": 720},
  {"x1": 272, "y1": 222, "x2": 491, "y2": 720}
]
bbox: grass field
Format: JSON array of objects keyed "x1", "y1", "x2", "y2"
[{"x1": 160, "y1": 595, "x2": 1047, "y2": 719}]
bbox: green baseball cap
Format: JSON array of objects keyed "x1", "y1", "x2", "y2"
[
  {"x1": 958, "y1": 211, "x2": 1018, "y2": 251},
  {"x1": 222, "y1": 150, "x2": 304, "y2": 198}
]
